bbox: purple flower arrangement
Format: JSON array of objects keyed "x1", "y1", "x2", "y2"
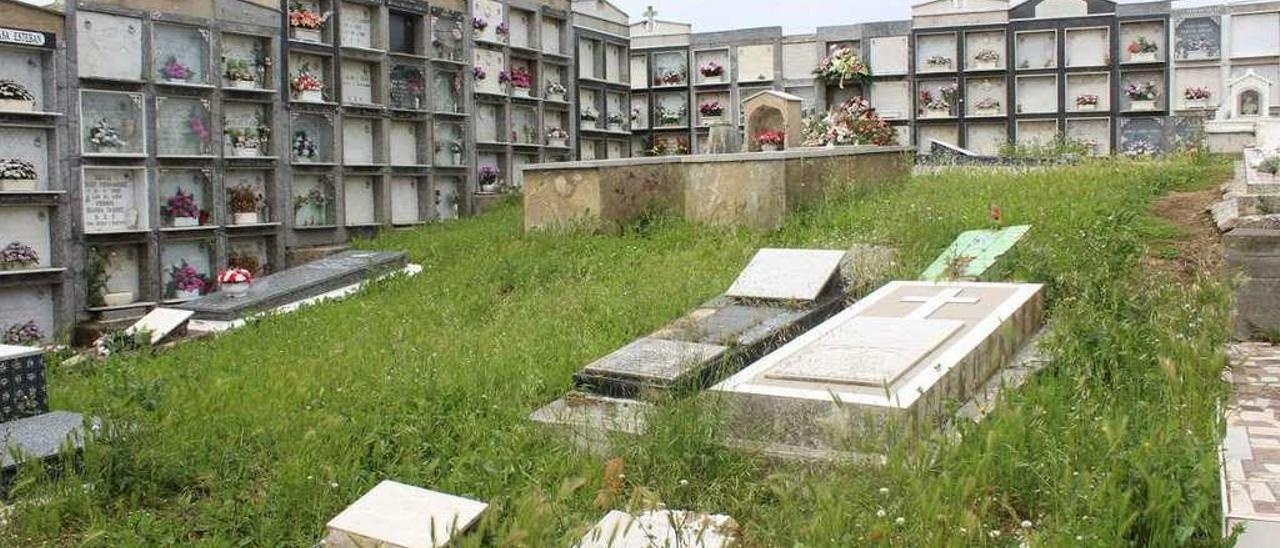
[
  {"x1": 1, "y1": 241, "x2": 39, "y2": 269},
  {"x1": 473, "y1": 66, "x2": 487, "y2": 81},
  {"x1": 472, "y1": 16, "x2": 488, "y2": 31},
  {"x1": 3, "y1": 320, "x2": 42, "y2": 345},
  {"x1": 161, "y1": 56, "x2": 192, "y2": 81},
  {"x1": 169, "y1": 261, "x2": 206, "y2": 294},
  {"x1": 165, "y1": 188, "x2": 200, "y2": 220},
  {"x1": 478, "y1": 166, "x2": 501, "y2": 184},
  {"x1": 699, "y1": 101, "x2": 724, "y2": 116}
]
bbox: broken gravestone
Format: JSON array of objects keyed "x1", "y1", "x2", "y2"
[{"x1": 920, "y1": 225, "x2": 1030, "y2": 281}]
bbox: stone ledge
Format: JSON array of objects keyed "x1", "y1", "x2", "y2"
[{"x1": 523, "y1": 145, "x2": 914, "y2": 172}]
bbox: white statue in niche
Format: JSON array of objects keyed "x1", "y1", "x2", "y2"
[
  {"x1": 1241, "y1": 90, "x2": 1261, "y2": 117},
  {"x1": 1224, "y1": 70, "x2": 1272, "y2": 120}
]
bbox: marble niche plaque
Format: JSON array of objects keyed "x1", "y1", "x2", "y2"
[
  {"x1": 713, "y1": 281, "x2": 1044, "y2": 451},
  {"x1": 915, "y1": 33, "x2": 957, "y2": 73},
  {"x1": 430, "y1": 12, "x2": 465, "y2": 62},
  {"x1": 0, "y1": 127, "x2": 51, "y2": 189},
  {"x1": 0, "y1": 287, "x2": 53, "y2": 346},
  {"x1": 630, "y1": 95, "x2": 649, "y2": 130},
  {"x1": 82, "y1": 168, "x2": 147, "y2": 233},
  {"x1": 512, "y1": 105, "x2": 538, "y2": 144},
  {"x1": 1066, "y1": 73, "x2": 1110, "y2": 112},
  {"x1": 77, "y1": 11, "x2": 143, "y2": 80},
  {"x1": 222, "y1": 102, "x2": 271, "y2": 157},
  {"x1": 475, "y1": 103, "x2": 503, "y2": 142},
  {"x1": 1017, "y1": 120, "x2": 1059, "y2": 148},
  {"x1": 509, "y1": 9, "x2": 533, "y2": 49},
  {"x1": 289, "y1": 52, "x2": 330, "y2": 102},
  {"x1": 153, "y1": 24, "x2": 209, "y2": 85},
  {"x1": 1120, "y1": 21, "x2": 1165, "y2": 62},
  {"x1": 1120, "y1": 117, "x2": 1165, "y2": 155},
  {"x1": 156, "y1": 97, "x2": 213, "y2": 156},
  {"x1": 965, "y1": 77, "x2": 1006, "y2": 117},
  {"x1": 390, "y1": 63, "x2": 426, "y2": 110},
  {"x1": 434, "y1": 176, "x2": 462, "y2": 220},
  {"x1": 1015, "y1": 30, "x2": 1056, "y2": 70},
  {"x1": 1066, "y1": 118, "x2": 1111, "y2": 156},
  {"x1": 870, "y1": 80, "x2": 910, "y2": 120},
  {"x1": 389, "y1": 121, "x2": 423, "y2": 166},
  {"x1": 1230, "y1": 13, "x2": 1279, "y2": 59},
  {"x1": 343, "y1": 176, "x2": 377, "y2": 225},
  {"x1": 291, "y1": 112, "x2": 335, "y2": 164},
  {"x1": 473, "y1": 49, "x2": 506, "y2": 96},
  {"x1": 869, "y1": 36, "x2": 909, "y2": 76},
  {"x1": 630, "y1": 54, "x2": 649, "y2": 90},
  {"x1": 221, "y1": 33, "x2": 273, "y2": 90},
  {"x1": 292, "y1": 174, "x2": 335, "y2": 227},
  {"x1": 1065, "y1": 27, "x2": 1110, "y2": 67},
  {"x1": 0, "y1": 206, "x2": 51, "y2": 268},
  {"x1": 433, "y1": 122, "x2": 466, "y2": 166},
  {"x1": 1016, "y1": 75, "x2": 1058, "y2": 114},
  {"x1": 93, "y1": 244, "x2": 142, "y2": 306},
  {"x1": 473, "y1": 0, "x2": 504, "y2": 44},
  {"x1": 389, "y1": 177, "x2": 421, "y2": 224},
  {"x1": 737, "y1": 44, "x2": 774, "y2": 83},
  {"x1": 0, "y1": 47, "x2": 49, "y2": 111},
  {"x1": 80, "y1": 90, "x2": 145, "y2": 155},
  {"x1": 432, "y1": 68, "x2": 464, "y2": 113},
  {"x1": 341, "y1": 60, "x2": 378, "y2": 105},
  {"x1": 916, "y1": 123, "x2": 959, "y2": 154},
  {"x1": 342, "y1": 117, "x2": 379, "y2": 165},
  {"x1": 541, "y1": 18, "x2": 563, "y2": 55},
  {"x1": 160, "y1": 240, "x2": 213, "y2": 300},
  {"x1": 965, "y1": 123, "x2": 1007, "y2": 157},
  {"x1": 340, "y1": 2, "x2": 378, "y2": 50},
  {"x1": 965, "y1": 30, "x2": 1006, "y2": 71}
]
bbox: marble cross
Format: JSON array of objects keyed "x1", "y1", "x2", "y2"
[
  {"x1": 900, "y1": 288, "x2": 980, "y2": 319},
  {"x1": 643, "y1": 6, "x2": 657, "y2": 30}
]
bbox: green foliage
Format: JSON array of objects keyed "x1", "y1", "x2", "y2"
[
  {"x1": 998, "y1": 136, "x2": 1095, "y2": 160},
  {"x1": 4, "y1": 158, "x2": 1237, "y2": 547},
  {"x1": 1259, "y1": 155, "x2": 1280, "y2": 175}
]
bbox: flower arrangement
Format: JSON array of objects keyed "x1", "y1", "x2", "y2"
[
  {"x1": 509, "y1": 67, "x2": 532, "y2": 90},
  {"x1": 756, "y1": 129, "x2": 785, "y2": 147},
  {"x1": 293, "y1": 186, "x2": 330, "y2": 223},
  {"x1": 217, "y1": 267, "x2": 253, "y2": 296},
  {"x1": 606, "y1": 112, "x2": 626, "y2": 127},
  {"x1": 919, "y1": 84, "x2": 958, "y2": 113},
  {"x1": 974, "y1": 96, "x2": 1001, "y2": 111},
  {"x1": 0, "y1": 158, "x2": 38, "y2": 180},
  {"x1": 473, "y1": 16, "x2": 488, "y2": 32},
  {"x1": 973, "y1": 49, "x2": 1001, "y2": 64},
  {"x1": 580, "y1": 105, "x2": 599, "y2": 121},
  {"x1": 165, "y1": 188, "x2": 200, "y2": 222},
  {"x1": 225, "y1": 127, "x2": 264, "y2": 150},
  {"x1": 229, "y1": 184, "x2": 262, "y2": 215},
  {"x1": 161, "y1": 57, "x2": 193, "y2": 82},
  {"x1": 925, "y1": 55, "x2": 952, "y2": 68},
  {"x1": 655, "y1": 67, "x2": 687, "y2": 86},
  {"x1": 291, "y1": 66, "x2": 324, "y2": 94},
  {"x1": 168, "y1": 261, "x2": 206, "y2": 297},
  {"x1": 472, "y1": 66, "x2": 487, "y2": 81},
  {"x1": 546, "y1": 127, "x2": 568, "y2": 139},
  {"x1": 496, "y1": 22, "x2": 509, "y2": 38},
  {"x1": 88, "y1": 119, "x2": 127, "y2": 150},
  {"x1": 1076, "y1": 94, "x2": 1100, "y2": 107},
  {"x1": 801, "y1": 97, "x2": 897, "y2": 147},
  {"x1": 3, "y1": 320, "x2": 42, "y2": 345},
  {"x1": 228, "y1": 251, "x2": 260, "y2": 275},
  {"x1": 478, "y1": 166, "x2": 501, "y2": 192},
  {"x1": 813, "y1": 47, "x2": 871, "y2": 89},
  {"x1": 0, "y1": 241, "x2": 39, "y2": 270},
  {"x1": 1127, "y1": 36, "x2": 1159, "y2": 55},
  {"x1": 190, "y1": 114, "x2": 210, "y2": 143},
  {"x1": 0, "y1": 80, "x2": 35, "y2": 102},
  {"x1": 1259, "y1": 156, "x2": 1280, "y2": 175},
  {"x1": 288, "y1": 1, "x2": 329, "y2": 30},
  {"x1": 224, "y1": 59, "x2": 257, "y2": 83},
  {"x1": 1177, "y1": 37, "x2": 1215, "y2": 58},
  {"x1": 699, "y1": 101, "x2": 724, "y2": 117},
  {"x1": 546, "y1": 81, "x2": 567, "y2": 98},
  {"x1": 656, "y1": 104, "x2": 686, "y2": 126},
  {"x1": 699, "y1": 61, "x2": 724, "y2": 78},
  {"x1": 1124, "y1": 81, "x2": 1158, "y2": 100},
  {"x1": 1184, "y1": 87, "x2": 1212, "y2": 101},
  {"x1": 1123, "y1": 139, "x2": 1156, "y2": 157},
  {"x1": 293, "y1": 130, "x2": 318, "y2": 160}
]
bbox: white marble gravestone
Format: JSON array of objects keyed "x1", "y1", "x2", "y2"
[
  {"x1": 576, "y1": 510, "x2": 739, "y2": 548},
  {"x1": 390, "y1": 177, "x2": 420, "y2": 224},
  {"x1": 713, "y1": 281, "x2": 1044, "y2": 452},
  {"x1": 343, "y1": 118, "x2": 377, "y2": 164},
  {"x1": 326, "y1": 480, "x2": 487, "y2": 548},
  {"x1": 737, "y1": 44, "x2": 774, "y2": 83},
  {"x1": 341, "y1": 60, "x2": 376, "y2": 105},
  {"x1": 344, "y1": 176, "x2": 377, "y2": 225},
  {"x1": 726, "y1": 249, "x2": 846, "y2": 302},
  {"x1": 869, "y1": 36, "x2": 909, "y2": 76},
  {"x1": 77, "y1": 11, "x2": 143, "y2": 81},
  {"x1": 389, "y1": 122, "x2": 419, "y2": 166},
  {"x1": 82, "y1": 168, "x2": 147, "y2": 233},
  {"x1": 123, "y1": 308, "x2": 193, "y2": 345},
  {"x1": 340, "y1": 2, "x2": 376, "y2": 50}
]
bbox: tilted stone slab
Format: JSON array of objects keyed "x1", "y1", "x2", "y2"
[
  {"x1": 573, "y1": 338, "x2": 730, "y2": 398},
  {"x1": 576, "y1": 510, "x2": 739, "y2": 548},
  {"x1": 726, "y1": 248, "x2": 847, "y2": 302},
  {"x1": 712, "y1": 281, "x2": 1044, "y2": 453},
  {"x1": 920, "y1": 225, "x2": 1031, "y2": 281},
  {"x1": 1, "y1": 411, "x2": 91, "y2": 470},
  {"x1": 326, "y1": 480, "x2": 487, "y2": 548},
  {"x1": 178, "y1": 251, "x2": 407, "y2": 321}
]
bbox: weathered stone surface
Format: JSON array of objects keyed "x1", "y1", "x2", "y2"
[
  {"x1": 0, "y1": 411, "x2": 89, "y2": 470},
  {"x1": 178, "y1": 251, "x2": 406, "y2": 321},
  {"x1": 920, "y1": 225, "x2": 1031, "y2": 281},
  {"x1": 326, "y1": 480, "x2": 487, "y2": 548},
  {"x1": 123, "y1": 308, "x2": 193, "y2": 346},
  {"x1": 576, "y1": 510, "x2": 739, "y2": 548},
  {"x1": 1234, "y1": 279, "x2": 1280, "y2": 339},
  {"x1": 726, "y1": 249, "x2": 846, "y2": 302},
  {"x1": 0, "y1": 344, "x2": 46, "y2": 422},
  {"x1": 523, "y1": 147, "x2": 913, "y2": 233},
  {"x1": 712, "y1": 281, "x2": 1045, "y2": 453},
  {"x1": 573, "y1": 338, "x2": 728, "y2": 397}
]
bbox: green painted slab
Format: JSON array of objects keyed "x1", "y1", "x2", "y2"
[{"x1": 921, "y1": 225, "x2": 1031, "y2": 281}]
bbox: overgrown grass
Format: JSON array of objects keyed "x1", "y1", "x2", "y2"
[{"x1": 7, "y1": 155, "x2": 1234, "y2": 547}]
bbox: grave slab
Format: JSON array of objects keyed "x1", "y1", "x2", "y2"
[
  {"x1": 178, "y1": 251, "x2": 407, "y2": 321},
  {"x1": 726, "y1": 248, "x2": 847, "y2": 301},
  {"x1": 0, "y1": 411, "x2": 90, "y2": 470},
  {"x1": 574, "y1": 338, "x2": 729, "y2": 397},
  {"x1": 326, "y1": 480, "x2": 487, "y2": 548},
  {"x1": 576, "y1": 510, "x2": 739, "y2": 548},
  {"x1": 920, "y1": 225, "x2": 1031, "y2": 281},
  {"x1": 122, "y1": 308, "x2": 193, "y2": 346},
  {"x1": 712, "y1": 281, "x2": 1044, "y2": 453}
]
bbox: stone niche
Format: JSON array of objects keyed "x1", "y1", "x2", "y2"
[
  {"x1": 433, "y1": 121, "x2": 466, "y2": 166},
  {"x1": 965, "y1": 30, "x2": 1006, "y2": 71},
  {"x1": 1066, "y1": 72, "x2": 1110, "y2": 112},
  {"x1": 965, "y1": 77, "x2": 1006, "y2": 117},
  {"x1": 629, "y1": 54, "x2": 648, "y2": 90},
  {"x1": 1120, "y1": 20, "x2": 1165, "y2": 63},
  {"x1": 157, "y1": 169, "x2": 212, "y2": 228},
  {"x1": 966, "y1": 123, "x2": 1007, "y2": 156},
  {"x1": 1230, "y1": 12, "x2": 1279, "y2": 60},
  {"x1": 156, "y1": 97, "x2": 213, "y2": 157},
  {"x1": 917, "y1": 124, "x2": 959, "y2": 153},
  {"x1": 82, "y1": 167, "x2": 149, "y2": 233},
  {"x1": 1016, "y1": 74, "x2": 1058, "y2": 114},
  {"x1": 292, "y1": 174, "x2": 336, "y2": 227},
  {"x1": 1175, "y1": 66, "x2": 1221, "y2": 111},
  {"x1": 0, "y1": 286, "x2": 54, "y2": 344},
  {"x1": 343, "y1": 175, "x2": 380, "y2": 226},
  {"x1": 89, "y1": 244, "x2": 143, "y2": 307},
  {"x1": 153, "y1": 23, "x2": 210, "y2": 85},
  {"x1": 475, "y1": 101, "x2": 505, "y2": 142},
  {"x1": 228, "y1": 237, "x2": 271, "y2": 277},
  {"x1": 223, "y1": 101, "x2": 271, "y2": 157},
  {"x1": 522, "y1": 146, "x2": 912, "y2": 232},
  {"x1": 1015, "y1": 29, "x2": 1057, "y2": 70},
  {"x1": 1065, "y1": 27, "x2": 1110, "y2": 67},
  {"x1": 160, "y1": 239, "x2": 214, "y2": 301},
  {"x1": 473, "y1": 48, "x2": 506, "y2": 96},
  {"x1": 389, "y1": 176, "x2": 425, "y2": 224},
  {"x1": 541, "y1": 16, "x2": 563, "y2": 55},
  {"x1": 430, "y1": 10, "x2": 466, "y2": 62},
  {"x1": 916, "y1": 32, "x2": 957, "y2": 73},
  {"x1": 342, "y1": 116, "x2": 382, "y2": 165},
  {"x1": 630, "y1": 94, "x2": 650, "y2": 130},
  {"x1": 0, "y1": 206, "x2": 51, "y2": 269},
  {"x1": 340, "y1": 59, "x2": 382, "y2": 106},
  {"x1": 0, "y1": 127, "x2": 53, "y2": 190},
  {"x1": 77, "y1": 11, "x2": 143, "y2": 80},
  {"x1": 512, "y1": 104, "x2": 539, "y2": 145},
  {"x1": 340, "y1": 0, "x2": 383, "y2": 51},
  {"x1": 870, "y1": 80, "x2": 911, "y2": 121},
  {"x1": 431, "y1": 67, "x2": 464, "y2": 113},
  {"x1": 0, "y1": 43, "x2": 53, "y2": 112},
  {"x1": 869, "y1": 36, "x2": 909, "y2": 76},
  {"x1": 291, "y1": 112, "x2": 336, "y2": 164},
  {"x1": 288, "y1": 52, "x2": 333, "y2": 103},
  {"x1": 388, "y1": 120, "x2": 427, "y2": 166},
  {"x1": 737, "y1": 44, "x2": 775, "y2": 83},
  {"x1": 1066, "y1": 117, "x2": 1110, "y2": 155},
  {"x1": 434, "y1": 175, "x2": 463, "y2": 219},
  {"x1": 80, "y1": 90, "x2": 146, "y2": 156},
  {"x1": 695, "y1": 90, "x2": 730, "y2": 127},
  {"x1": 225, "y1": 169, "x2": 272, "y2": 225},
  {"x1": 1016, "y1": 119, "x2": 1058, "y2": 147},
  {"x1": 743, "y1": 90, "x2": 803, "y2": 152},
  {"x1": 473, "y1": 0, "x2": 504, "y2": 45},
  {"x1": 694, "y1": 48, "x2": 730, "y2": 85},
  {"x1": 1174, "y1": 16, "x2": 1220, "y2": 61},
  {"x1": 1120, "y1": 116, "x2": 1166, "y2": 155}
]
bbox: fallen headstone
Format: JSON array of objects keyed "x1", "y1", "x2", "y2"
[
  {"x1": 326, "y1": 480, "x2": 487, "y2": 548},
  {"x1": 122, "y1": 308, "x2": 193, "y2": 346},
  {"x1": 0, "y1": 344, "x2": 92, "y2": 476},
  {"x1": 920, "y1": 225, "x2": 1031, "y2": 281},
  {"x1": 576, "y1": 509, "x2": 739, "y2": 548},
  {"x1": 712, "y1": 281, "x2": 1044, "y2": 455}
]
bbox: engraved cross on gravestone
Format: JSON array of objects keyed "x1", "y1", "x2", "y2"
[{"x1": 900, "y1": 287, "x2": 980, "y2": 319}]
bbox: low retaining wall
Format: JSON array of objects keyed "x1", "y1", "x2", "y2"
[{"x1": 522, "y1": 146, "x2": 914, "y2": 232}]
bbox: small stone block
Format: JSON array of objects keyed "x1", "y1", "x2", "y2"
[
  {"x1": 575, "y1": 338, "x2": 728, "y2": 394},
  {"x1": 124, "y1": 308, "x2": 194, "y2": 345},
  {"x1": 326, "y1": 480, "x2": 488, "y2": 548},
  {"x1": 576, "y1": 510, "x2": 739, "y2": 548},
  {"x1": 1, "y1": 411, "x2": 89, "y2": 470},
  {"x1": 726, "y1": 248, "x2": 847, "y2": 302}
]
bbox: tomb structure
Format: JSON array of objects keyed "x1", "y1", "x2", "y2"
[
  {"x1": 325, "y1": 480, "x2": 487, "y2": 548},
  {"x1": 0, "y1": 344, "x2": 92, "y2": 477},
  {"x1": 711, "y1": 280, "x2": 1044, "y2": 454}
]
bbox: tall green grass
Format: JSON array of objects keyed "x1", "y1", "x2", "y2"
[{"x1": 6, "y1": 156, "x2": 1233, "y2": 547}]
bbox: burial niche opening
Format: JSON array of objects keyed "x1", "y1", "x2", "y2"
[
  {"x1": 747, "y1": 106, "x2": 784, "y2": 152},
  {"x1": 1240, "y1": 89, "x2": 1262, "y2": 117}
]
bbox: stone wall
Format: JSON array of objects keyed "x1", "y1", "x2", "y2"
[
  {"x1": 1215, "y1": 149, "x2": 1280, "y2": 339},
  {"x1": 523, "y1": 146, "x2": 913, "y2": 232}
]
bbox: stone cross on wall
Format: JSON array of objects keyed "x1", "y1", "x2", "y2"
[
  {"x1": 901, "y1": 288, "x2": 980, "y2": 319},
  {"x1": 643, "y1": 6, "x2": 657, "y2": 31}
]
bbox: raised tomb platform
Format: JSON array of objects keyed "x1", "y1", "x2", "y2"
[{"x1": 521, "y1": 146, "x2": 913, "y2": 233}]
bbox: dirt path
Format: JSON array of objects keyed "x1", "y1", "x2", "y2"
[{"x1": 1145, "y1": 187, "x2": 1223, "y2": 284}]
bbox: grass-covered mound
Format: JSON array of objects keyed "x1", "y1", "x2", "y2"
[{"x1": 7, "y1": 156, "x2": 1235, "y2": 546}]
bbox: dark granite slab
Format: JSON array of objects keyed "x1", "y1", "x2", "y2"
[
  {"x1": 178, "y1": 251, "x2": 408, "y2": 321},
  {"x1": 0, "y1": 345, "x2": 47, "y2": 423},
  {"x1": 0, "y1": 411, "x2": 88, "y2": 470}
]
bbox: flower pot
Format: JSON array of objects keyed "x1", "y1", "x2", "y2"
[
  {"x1": 171, "y1": 216, "x2": 199, "y2": 228},
  {"x1": 548, "y1": 93, "x2": 565, "y2": 103},
  {"x1": 480, "y1": 183, "x2": 500, "y2": 193},
  {"x1": 548, "y1": 138, "x2": 567, "y2": 148},
  {"x1": 0, "y1": 98, "x2": 35, "y2": 112},
  {"x1": 972, "y1": 60, "x2": 1000, "y2": 71},
  {"x1": 1077, "y1": 103, "x2": 1097, "y2": 112},
  {"x1": 230, "y1": 79, "x2": 258, "y2": 90},
  {"x1": 292, "y1": 27, "x2": 323, "y2": 43},
  {"x1": 233, "y1": 212, "x2": 260, "y2": 225},
  {"x1": 512, "y1": 87, "x2": 530, "y2": 98},
  {"x1": 0, "y1": 262, "x2": 36, "y2": 272},
  {"x1": 1186, "y1": 49, "x2": 1210, "y2": 60},
  {"x1": 920, "y1": 108, "x2": 949, "y2": 119},
  {"x1": 296, "y1": 89, "x2": 323, "y2": 102},
  {"x1": 701, "y1": 74, "x2": 723, "y2": 84},
  {"x1": 1185, "y1": 98, "x2": 1207, "y2": 110},
  {"x1": 0, "y1": 179, "x2": 37, "y2": 192},
  {"x1": 222, "y1": 282, "x2": 250, "y2": 297},
  {"x1": 975, "y1": 107, "x2": 1000, "y2": 117},
  {"x1": 702, "y1": 114, "x2": 722, "y2": 125},
  {"x1": 1130, "y1": 99, "x2": 1156, "y2": 112},
  {"x1": 1130, "y1": 51, "x2": 1156, "y2": 63},
  {"x1": 175, "y1": 289, "x2": 201, "y2": 300},
  {"x1": 451, "y1": 152, "x2": 462, "y2": 165},
  {"x1": 761, "y1": 143, "x2": 779, "y2": 152},
  {"x1": 608, "y1": 122, "x2": 623, "y2": 131},
  {"x1": 102, "y1": 291, "x2": 134, "y2": 307},
  {"x1": 234, "y1": 145, "x2": 260, "y2": 157}
]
